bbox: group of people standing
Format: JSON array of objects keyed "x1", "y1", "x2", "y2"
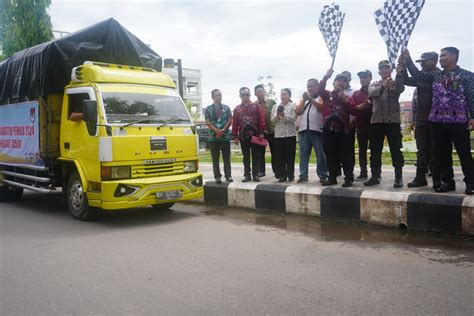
[{"x1": 204, "y1": 46, "x2": 473, "y2": 195}]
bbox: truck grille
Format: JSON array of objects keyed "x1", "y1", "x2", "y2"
[{"x1": 131, "y1": 162, "x2": 183, "y2": 178}]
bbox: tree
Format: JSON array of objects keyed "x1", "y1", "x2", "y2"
[
  {"x1": 1, "y1": 0, "x2": 53, "y2": 60},
  {"x1": 257, "y1": 75, "x2": 277, "y2": 107}
]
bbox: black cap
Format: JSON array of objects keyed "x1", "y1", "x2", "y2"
[
  {"x1": 378, "y1": 60, "x2": 391, "y2": 69},
  {"x1": 416, "y1": 51, "x2": 439, "y2": 63},
  {"x1": 341, "y1": 71, "x2": 351, "y2": 81},
  {"x1": 357, "y1": 69, "x2": 372, "y2": 77},
  {"x1": 334, "y1": 74, "x2": 349, "y2": 83}
]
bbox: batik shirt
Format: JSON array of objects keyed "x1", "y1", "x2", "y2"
[
  {"x1": 205, "y1": 103, "x2": 232, "y2": 141},
  {"x1": 407, "y1": 59, "x2": 474, "y2": 123}
]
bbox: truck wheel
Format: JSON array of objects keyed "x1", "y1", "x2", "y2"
[
  {"x1": 66, "y1": 171, "x2": 96, "y2": 220},
  {"x1": 0, "y1": 185, "x2": 24, "y2": 202},
  {"x1": 152, "y1": 202, "x2": 175, "y2": 211}
]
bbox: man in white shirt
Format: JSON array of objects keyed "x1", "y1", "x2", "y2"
[{"x1": 295, "y1": 78, "x2": 329, "y2": 183}]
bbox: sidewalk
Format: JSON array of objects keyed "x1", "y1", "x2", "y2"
[{"x1": 195, "y1": 163, "x2": 474, "y2": 236}]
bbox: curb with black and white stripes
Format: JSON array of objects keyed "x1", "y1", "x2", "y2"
[{"x1": 198, "y1": 181, "x2": 474, "y2": 235}]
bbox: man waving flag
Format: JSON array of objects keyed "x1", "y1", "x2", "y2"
[{"x1": 374, "y1": 0, "x2": 425, "y2": 68}]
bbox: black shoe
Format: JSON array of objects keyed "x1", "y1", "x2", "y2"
[
  {"x1": 297, "y1": 177, "x2": 308, "y2": 183},
  {"x1": 225, "y1": 177, "x2": 233, "y2": 183},
  {"x1": 393, "y1": 178, "x2": 403, "y2": 188},
  {"x1": 288, "y1": 177, "x2": 294, "y2": 182},
  {"x1": 243, "y1": 176, "x2": 252, "y2": 182},
  {"x1": 355, "y1": 174, "x2": 368, "y2": 181},
  {"x1": 433, "y1": 181, "x2": 442, "y2": 190},
  {"x1": 278, "y1": 178, "x2": 286, "y2": 183},
  {"x1": 407, "y1": 177, "x2": 427, "y2": 188},
  {"x1": 435, "y1": 183, "x2": 455, "y2": 193},
  {"x1": 364, "y1": 177, "x2": 380, "y2": 186},
  {"x1": 258, "y1": 172, "x2": 265, "y2": 178},
  {"x1": 253, "y1": 176, "x2": 260, "y2": 182},
  {"x1": 342, "y1": 179, "x2": 353, "y2": 187},
  {"x1": 321, "y1": 178, "x2": 337, "y2": 186},
  {"x1": 465, "y1": 184, "x2": 473, "y2": 195},
  {"x1": 215, "y1": 178, "x2": 222, "y2": 184}
]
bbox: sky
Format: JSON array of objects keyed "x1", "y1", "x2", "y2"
[{"x1": 48, "y1": 0, "x2": 473, "y2": 108}]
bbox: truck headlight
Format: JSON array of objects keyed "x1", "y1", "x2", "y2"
[
  {"x1": 101, "y1": 166, "x2": 131, "y2": 180},
  {"x1": 183, "y1": 161, "x2": 197, "y2": 173}
]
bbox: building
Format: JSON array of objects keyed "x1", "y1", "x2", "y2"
[{"x1": 162, "y1": 66, "x2": 203, "y2": 118}]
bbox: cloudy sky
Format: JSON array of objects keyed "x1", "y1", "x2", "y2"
[{"x1": 49, "y1": 0, "x2": 473, "y2": 108}]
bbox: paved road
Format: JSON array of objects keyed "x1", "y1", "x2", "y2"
[{"x1": 1, "y1": 192, "x2": 473, "y2": 315}]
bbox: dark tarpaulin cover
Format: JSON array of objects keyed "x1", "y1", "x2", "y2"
[{"x1": 0, "y1": 18, "x2": 162, "y2": 101}]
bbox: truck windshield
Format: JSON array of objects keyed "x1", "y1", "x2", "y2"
[{"x1": 101, "y1": 92, "x2": 191, "y2": 125}]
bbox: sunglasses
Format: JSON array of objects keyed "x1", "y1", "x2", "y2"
[{"x1": 240, "y1": 93, "x2": 250, "y2": 96}]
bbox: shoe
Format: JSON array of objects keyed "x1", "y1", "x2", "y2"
[
  {"x1": 342, "y1": 179, "x2": 353, "y2": 187},
  {"x1": 242, "y1": 176, "x2": 252, "y2": 182},
  {"x1": 225, "y1": 177, "x2": 233, "y2": 183},
  {"x1": 393, "y1": 178, "x2": 403, "y2": 188},
  {"x1": 258, "y1": 172, "x2": 266, "y2": 178},
  {"x1": 297, "y1": 178, "x2": 308, "y2": 183},
  {"x1": 465, "y1": 184, "x2": 473, "y2": 195},
  {"x1": 364, "y1": 177, "x2": 380, "y2": 186},
  {"x1": 319, "y1": 177, "x2": 328, "y2": 185},
  {"x1": 278, "y1": 178, "x2": 286, "y2": 183},
  {"x1": 288, "y1": 177, "x2": 294, "y2": 182},
  {"x1": 253, "y1": 176, "x2": 260, "y2": 182},
  {"x1": 215, "y1": 178, "x2": 222, "y2": 184},
  {"x1": 435, "y1": 183, "x2": 455, "y2": 193},
  {"x1": 433, "y1": 181, "x2": 442, "y2": 190},
  {"x1": 355, "y1": 174, "x2": 368, "y2": 181},
  {"x1": 407, "y1": 177, "x2": 427, "y2": 188},
  {"x1": 321, "y1": 178, "x2": 337, "y2": 186}
]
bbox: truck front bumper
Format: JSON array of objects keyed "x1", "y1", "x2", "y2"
[{"x1": 88, "y1": 173, "x2": 203, "y2": 210}]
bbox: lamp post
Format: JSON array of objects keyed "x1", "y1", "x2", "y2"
[{"x1": 163, "y1": 58, "x2": 184, "y2": 99}]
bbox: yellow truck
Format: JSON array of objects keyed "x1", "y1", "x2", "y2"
[{"x1": 0, "y1": 19, "x2": 203, "y2": 220}]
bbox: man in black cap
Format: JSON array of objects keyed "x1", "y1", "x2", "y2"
[
  {"x1": 365, "y1": 60, "x2": 405, "y2": 188},
  {"x1": 350, "y1": 70, "x2": 373, "y2": 181},
  {"x1": 400, "y1": 52, "x2": 440, "y2": 188}
]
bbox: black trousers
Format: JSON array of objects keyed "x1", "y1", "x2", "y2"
[
  {"x1": 356, "y1": 127, "x2": 370, "y2": 174},
  {"x1": 322, "y1": 130, "x2": 354, "y2": 181},
  {"x1": 369, "y1": 123, "x2": 404, "y2": 177},
  {"x1": 432, "y1": 122, "x2": 473, "y2": 185},
  {"x1": 208, "y1": 141, "x2": 231, "y2": 179},
  {"x1": 274, "y1": 136, "x2": 296, "y2": 180},
  {"x1": 257, "y1": 133, "x2": 277, "y2": 175},
  {"x1": 240, "y1": 137, "x2": 260, "y2": 177},
  {"x1": 414, "y1": 123, "x2": 440, "y2": 182}
]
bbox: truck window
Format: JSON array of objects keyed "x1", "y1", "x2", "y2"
[{"x1": 67, "y1": 92, "x2": 96, "y2": 136}]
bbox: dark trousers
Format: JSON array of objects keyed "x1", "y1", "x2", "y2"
[
  {"x1": 356, "y1": 127, "x2": 369, "y2": 175},
  {"x1": 322, "y1": 130, "x2": 355, "y2": 181},
  {"x1": 369, "y1": 123, "x2": 404, "y2": 177},
  {"x1": 257, "y1": 133, "x2": 276, "y2": 175},
  {"x1": 208, "y1": 141, "x2": 231, "y2": 179},
  {"x1": 275, "y1": 136, "x2": 296, "y2": 180},
  {"x1": 240, "y1": 137, "x2": 260, "y2": 177},
  {"x1": 432, "y1": 122, "x2": 473, "y2": 185},
  {"x1": 414, "y1": 123, "x2": 440, "y2": 182}
]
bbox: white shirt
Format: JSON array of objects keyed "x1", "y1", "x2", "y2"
[
  {"x1": 298, "y1": 97, "x2": 324, "y2": 133},
  {"x1": 271, "y1": 102, "x2": 297, "y2": 138}
]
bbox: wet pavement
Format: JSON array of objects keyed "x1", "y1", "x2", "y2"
[{"x1": 1, "y1": 192, "x2": 473, "y2": 314}]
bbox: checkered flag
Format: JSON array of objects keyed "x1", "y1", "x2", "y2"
[
  {"x1": 318, "y1": 3, "x2": 345, "y2": 66},
  {"x1": 374, "y1": 0, "x2": 425, "y2": 68}
]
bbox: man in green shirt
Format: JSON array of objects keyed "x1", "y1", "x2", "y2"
[{"x1": 205, "y1": 89, "x2": 233, "y2": 184}]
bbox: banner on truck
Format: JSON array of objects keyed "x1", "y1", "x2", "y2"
[{"x1": 0, "y1": 101, "x2": 43, "y2": 166}]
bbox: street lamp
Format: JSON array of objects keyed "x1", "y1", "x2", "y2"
[{"x1": 163, "y1": 58, "x2": 184, "y2": 99}]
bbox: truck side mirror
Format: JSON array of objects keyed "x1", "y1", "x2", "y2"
[{"x1": 82, "y1": 100, "x2": 97, "y2": 123}]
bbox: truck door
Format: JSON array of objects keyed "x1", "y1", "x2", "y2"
[{"x1": 61, "y1": 87, "x2": 101, "y2": 182}]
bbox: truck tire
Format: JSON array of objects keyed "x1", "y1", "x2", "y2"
[
  {"x1": 152, "y1": 202, "x2": 175, "y2": 211},
  {"x1": 0, "y1": 185, "x2": 24, "y2": 202},
  {"x1": 66, "y1": 171, "x2": 97, "y2": 220}
]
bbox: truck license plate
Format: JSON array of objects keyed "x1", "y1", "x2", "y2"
[{"x1": 156, "y1": 190, "x2": 182, "y2": 200}]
